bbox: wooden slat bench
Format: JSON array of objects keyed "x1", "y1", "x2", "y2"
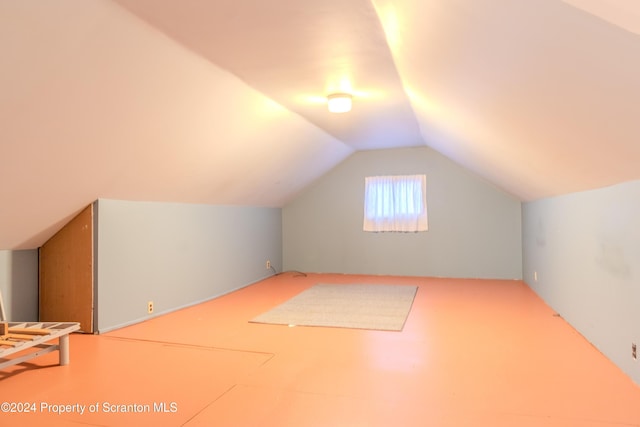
[{"x1": 0, "y1": 322, "x2": 81, "y2": 370}]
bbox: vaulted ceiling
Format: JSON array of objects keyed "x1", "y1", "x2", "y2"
[{"x1": 2, "y1": 0, "x2": 640, "y2": 249}]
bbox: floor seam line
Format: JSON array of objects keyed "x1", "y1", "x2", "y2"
[{"x1": 101, "y1": 335, "x2": 275, "y2": 357}]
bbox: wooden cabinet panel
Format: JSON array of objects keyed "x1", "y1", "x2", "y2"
[{"x1": 39, "y1": 204, "x2": 94, "y2": 333}]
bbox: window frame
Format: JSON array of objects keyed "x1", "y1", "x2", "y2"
[{"x1": 363, "y1": 174, "x2": 428, "y2": 233}]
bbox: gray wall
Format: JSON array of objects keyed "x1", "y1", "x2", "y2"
[
  {"x1": 0, "y1": 249, "x2": 38, "y2": 321},
  {"x1": 96, "y1": 199, "x2": 282, "y2": 332},
  {"x1": 283, "y1": 147, "x2": 522, "y2": 279},
  {"x1": 523, "y1": 180, "x2": 640, "y2": 385}
]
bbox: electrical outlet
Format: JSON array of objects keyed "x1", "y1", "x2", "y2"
[
  {"x1": 266, "y1": 260, "x2": 271, "y2": 270},
  {"x1": 534, "y1": 271, "x2": 538, "y2": 282},
  {"x1": 147, "y1": 301, "x2": 154, "y2": 314},
  {"x1": 632, "y1": 343, "x2": 637, "y2": 360}
]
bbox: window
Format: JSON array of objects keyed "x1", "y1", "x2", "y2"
[{"x1": 363, "y1": 174, "x2": 428, "y2": 232}]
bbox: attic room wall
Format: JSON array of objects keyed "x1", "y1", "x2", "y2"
[
  {"x1": 522, "y1": 180, "x2": 640, "y2": 385},
  {"x1": 0, "y1": 250, "x2": 38, "y2": 321},
  {"x1": 283, "y1": 147, "x2": 522, "y2": 279},
  {"x1": 96, "y1": 199, "x2": 281, "y2": 332}
]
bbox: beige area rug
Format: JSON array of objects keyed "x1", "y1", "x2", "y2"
[{"x1": 250, "y1": 284, "x2": 418, "y2": 331}]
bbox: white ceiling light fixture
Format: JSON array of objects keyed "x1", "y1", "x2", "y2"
[{"x1": 327, "y1": 93, "x2": 352, "y2": 113}]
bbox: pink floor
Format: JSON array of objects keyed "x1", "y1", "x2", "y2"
[{"x1": 1, "y1": 273, "x2": 639, "y2": 426}]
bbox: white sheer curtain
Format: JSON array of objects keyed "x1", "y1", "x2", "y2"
[{"x1": 363, "y1": 174, "x2": 428, "y2": 232}]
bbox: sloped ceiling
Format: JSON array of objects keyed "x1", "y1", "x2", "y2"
[{"x1": 2, "y1": 0, "x2": 640, "y2": 249}]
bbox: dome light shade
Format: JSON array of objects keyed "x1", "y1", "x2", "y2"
[{"x1": 327, "y1": 93, "x2": 352, "y2": 113}]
